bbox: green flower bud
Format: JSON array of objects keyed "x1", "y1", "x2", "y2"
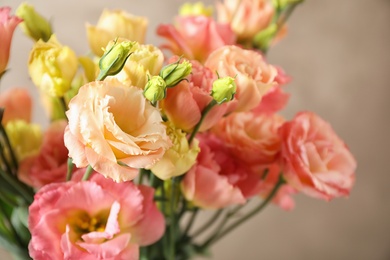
[
  {"x1": 211, "y1": 76, "x2": 237, "y2": 104},
  {"x1": 143, "y1": 75, "x2": 167, "y2": 104},
  {"x1": 16, "y1": 3, "x2": 53, "y2": 42},
  {"x1": 160, "y1": 60, "x2": 192, "y2": 88},
  {"x1": 272, "y1": 0, "x2": 304, "y2": 9},
  {"x1": 98, "y1": 40, "x2": 136, "y2": 80}
]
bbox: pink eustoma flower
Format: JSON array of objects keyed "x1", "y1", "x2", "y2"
[
  {"x1": 157, "y1": 15, "x2": 236, "y2": 63},
  {"x1": 18, "y1": 120, "x2": 68, "y2": 189},
  {"x1": 205, "y1": 45, "x2": 277, "y2": 112},
  {"x1": 278, "y1": 111, "x2": 357, "y2": 200},
  {"x1": 28, "y1": 172, "x2": 165, "y2": 260},
  {"x1": 0, "y1": 87, "x2": 32, "y2": 124},
  {"x1": 0, "y1": 7, "x2": 22, "y2": 76},
  {"x1": 181, "y1": 133, "x2": 261, "y2": 209},
  {"x1": 160, "y1": 58, "x2": 229, "y2": 132}
]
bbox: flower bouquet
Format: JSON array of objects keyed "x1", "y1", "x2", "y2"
[{"x1": 0, "y1": 0, "x2": 356, "y2": 259}]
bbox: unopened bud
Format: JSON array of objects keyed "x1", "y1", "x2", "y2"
[
  {"x1": 160, "y1": 60, "x2": 192, "y2": 88},
  {"x1": 143, "y1": 75, "x2": 167, "y2": 103},
  {"x1": 211, "y1": 76, "x2": 236, "y2": 104},
  {"x1": 253, "y1": 23, "x2": 278, "y2": 51},
  {"x1": 16, "y1": 3, "x2": 52, "y2": 42},
  {"x1": 98, "y1": 40, "x2": 136, "y2": 80}
]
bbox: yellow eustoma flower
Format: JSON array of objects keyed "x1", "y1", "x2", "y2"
[{"x1": 28, "y1": 34, "x2": 78, "y2": 97}]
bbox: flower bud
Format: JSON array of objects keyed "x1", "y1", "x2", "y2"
[
  {"x1": 98, "y1": 40, "x2": 135, "y2": 80},
  {"x1": 211, "y1": 76, "x2": 237, "y2": 104},
  {"x1": 16, "y1": 3, "x2": 52, "y2": 42},
  {"x1": 143, "y1": 75, "x2": 167, "y2": 103},
  {"x1": 160, "y1": 60, "x2": 192, "y2": 88},
  {"x1": 179, "y1": 2, "x2": 213, "y2": 17}
]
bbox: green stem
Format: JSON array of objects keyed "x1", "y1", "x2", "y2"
[
  {"x1": 81, "y1": 165, "x2": 94, "y2": 181},
  {"x1": 161, "y1": 183, "x2": 169, "y2": 260},
  {"x1": 59, "y1": 96, "x2": 68, "y2": 115},
  {"x1": 169, "y1": 177, "x2": 178, "y2": 260},
  {"x1": 0, "y1": 201, "x2": 24, "y2": 247},
  {"x1": 0, "y1": 169, "x2": 34, "y2": 204},
  {"x1": 0, "y1": 124, "x2": 18, "y2": 173},
  {"x1": 188, "y1": 100, "x2": 217, "y2": 144},
  {"x1": 191, "y1": 209, "x2": 224, "y2": 238},
  {"x1": 66, "y1": 158, "x2": 74, "y2": 181},
  {"x1": 203, "y1": 176, "x2": 285, "y2": 248},
  {"x1": 181, "y1": 208, "x2": 199, "y2": 239}
]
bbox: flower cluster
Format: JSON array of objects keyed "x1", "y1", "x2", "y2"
[{"x1": 0, "y1": 1, "x2": 356, "y2": 260}]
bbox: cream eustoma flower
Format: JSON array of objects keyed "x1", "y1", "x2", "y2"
[
  {"x1": 28, "y1": 35, "x2": 78, "y2": 97},
  {"x1": 64, "y1": 79, "x2": 172, "y2": 182},
  {"x1": 151, "y1": 122, "x2": 200, "y2": 180},
  {"x1": 86, "y1": 9, "x2": 148, "y2": 57}
]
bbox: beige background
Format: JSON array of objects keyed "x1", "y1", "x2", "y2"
[{"x1": 1, "y1": 0, "x2": 389, "y2": 259}]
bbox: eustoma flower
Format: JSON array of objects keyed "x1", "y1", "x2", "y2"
[
  {"x1": 160, "y1": 58, "x2": 229, "y2": 132},
  {"x1": 19, "y1": 120, "x2": 68, "y2": 189},
  {"x1": 28, "y1": 172, "x2": 164, "y2": 259},
  {"x1": 0, "y1": 7, "x2": 22, "y2": 76},
  {"x1": 205, "y1": 45, "x2": 277, "y2": 112},
  {"x1": 157, "y1": 15, "x2": 236, "y2": 63},
  {"x1": 0, "y1": 87, "x2": 32, "y2": 124},
  {"x1": 87, "y1": 9, "x2": 148, "y2": 57},
  {"x1": 216, "y1": 0, "x2": 274, "y2": 43},
  {"x1": 28, "y1": 35, "x2": 78, "y2": 97},
  {"x1": 278, "y1": 111, "x2": 357, "y2": 200},
  {"x1": 64, "y1": 79, "x2": 171, "y2": 182},
  {"x1": 181, "y1": 133, "x2": 261, "y2": 209}
]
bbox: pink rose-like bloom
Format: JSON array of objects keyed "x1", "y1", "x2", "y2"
[
  {"x1": 28, "y1": 172, "x2": 164, "y2": 260},
  {"x1": 18, "y1": 120, "x2": 68, "y2": 189},
  {"x1": 0, "y1": 7, "x2": 22, "y2": 75},
  {"x1": 278, "y1": 111, "x2": 357, "y2": 200},
  {"x1": 64, "y1": 79, "x2": 171, "y2": 182},
  {"x1": 160, "y1": 59, "x2": 229, "y2": 132},
  {"x1": 212, "y1": 112, "x2": 285, "y2": 166},
  {"x1": 181, "y1": 133, "x2": 261, "y2": 209},
  {"x1": 216, "y1": 0, "x2": 274, "y2": 42},
  {"x1": 0, "y1": 87, "x2": 32, "y2": 124},
  {"x1": 157, "y1": 16, "x2": 236, "y2": 63},
  {"x1": 205, "y1": 45, "x2": 277, "y2": 112},
  {"x1": 256, "y1": 163, "x2": 297, "y2": 211}
]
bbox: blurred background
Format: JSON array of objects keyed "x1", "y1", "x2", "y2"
[{"x1": 1, "y1": 0, "x2": 389, "y2": 259}]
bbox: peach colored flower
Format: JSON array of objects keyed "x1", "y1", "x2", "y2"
[
  {"x1": 18, "y1": 120, "x2": 68, "y2": 189},
  {"x1": 0, "y1": 7, "x2": 22, "y2": 76},
  {"x1": 0, "y1": 88, "x2": 32, "y2": 124},
  {"x1": 181, "y1": 133, "x2": 261, "y2": 209},
  {"x1": 216, "y1": 0, "x2": 274, "y2": 42},
  {"x1": 205, "y1": 45, "x2": 277, "y2": 112},
  {"x1": 278, "y1": 111, "x2": 357, "y2": 200},
  {"x1": 212, "y1": 112, "x2": 285, "y2": 166},
  {"x1": 64, "y1": 79, "x2": 171, "y2": 182},
  {"x1": 157, "y1": 16, "x2": 236, "y2": 63},
  {"x1": 28, "y1": 172, "x2": 164, "y2": 259},
  {"x1": 160, "y1": 58, "x2": 229, "y2": 132},
  {"x1": 86, "y1": 9, "x2": 148, "y2": 57}
]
